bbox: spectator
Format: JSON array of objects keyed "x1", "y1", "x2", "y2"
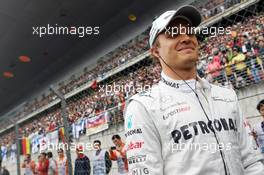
[
  {"x1": 231, "y1": 47, "x2": 248, "y2": 86},
  {"x1": 206, "y1": 56, "x2": 222, "y2": 84},
  {"x1": 197, "y1": 58, "x2": 207, "y2": 78},
  {"x1": 47, "y1": 152, "x2": 58, "y2": 175},
  {"x1": 92, "y1": 140, "x2": 112, "y2": 175},
  {"x1": 223, "y1": 56, "x2": 234, "y2": 87},
  {"x1": 57, "y1": 148, "x2": 68, "y2": 175},
  {"x1": 253, "y1": 100, "x2": 264, "y2": 154},
  {"x1": 74, "y1": 146, "x2": 91, "y2": 175},
  {"x1": 36, "y1": 153, "x2": 49, "y2": 175},
  {"x1": 109, "y1": 135, "x2": 128, "y2": 175},
  {"x1": 21, "y1": 154, "x2": 36, "y2": 175},
  {"x1": 226, "y1": 46, "x2": 234, "y2": 62},
  {"x1": 247, "y1": 51, "x2": 262, "y2": 83},
  {"x1": 48, "y1": 121, "x2": 57, "y2": 132},
  {"x1": 242, "y1": 38, "x2": 255, "y2": 53}
]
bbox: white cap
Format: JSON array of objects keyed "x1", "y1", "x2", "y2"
[{"x1": 149, "y1": 5, "x2": 202, "y2": 47}]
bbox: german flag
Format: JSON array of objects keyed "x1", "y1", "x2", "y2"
[{"x1": 20, "y1": 137, "x2": 31, "y2": 155}]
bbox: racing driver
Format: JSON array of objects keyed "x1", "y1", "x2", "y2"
[{"x1": 124, "y1": 5, "x2": 264, "y2": 175}]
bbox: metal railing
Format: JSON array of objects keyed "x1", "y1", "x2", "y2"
[{"x1": 205, "y1": 55, "x2": 264, "y2": 89}]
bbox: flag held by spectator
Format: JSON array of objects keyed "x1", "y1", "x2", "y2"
[
  {"x1": 20, "y1": 137, "x2": 30, "y2": 155},
  {"x1": 86, "y1": 112, "x2": 109, "y2": 136}
]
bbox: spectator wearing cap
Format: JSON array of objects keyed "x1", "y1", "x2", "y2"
[
  {"x1": 253, "y1": 100, "x2": 264, "y2": 154},
  {"x1": 57, "y1": 148, "x2": 68, "y2": 175},
  {"x1": 74, "y1": 145, "x2": 91, "y2": 175},
  {"x1": 92, "y1": 140, "x2": 112, "y2": 175}
]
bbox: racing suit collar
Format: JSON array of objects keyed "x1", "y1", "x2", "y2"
[{"x1": 160, "y1": 71, "x2": 211, "y2": 92}]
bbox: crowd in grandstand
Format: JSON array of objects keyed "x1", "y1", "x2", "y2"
[
  {"x1": 196, "y1": 0, "x2": 243, "y2": 19},
  {"x1": 198, "y1": 14, "x2": 264, "y2": 87},
  {"x1": 0, "y1": 2, "x2": 264, "y2": 174},
  {"x1": 20, "y1": 32, "x2": 149, "y2": 118}
]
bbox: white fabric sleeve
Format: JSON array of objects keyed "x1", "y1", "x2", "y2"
[{"x1": 125, "y1": 100, "x2": 163, "y2": 175}]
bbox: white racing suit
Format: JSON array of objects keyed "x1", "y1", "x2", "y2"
[{"x1": 124, "y1": 72, "x2": 264, "y2": 175}]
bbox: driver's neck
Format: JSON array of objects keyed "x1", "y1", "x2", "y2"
[{"x1": 162, "y1": 67, "x2": 197, "y2": 80}]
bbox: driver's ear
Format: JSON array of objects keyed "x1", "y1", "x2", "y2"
[{"x1": 150, "y1": 46, "x2": 160, "y2": 59}]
